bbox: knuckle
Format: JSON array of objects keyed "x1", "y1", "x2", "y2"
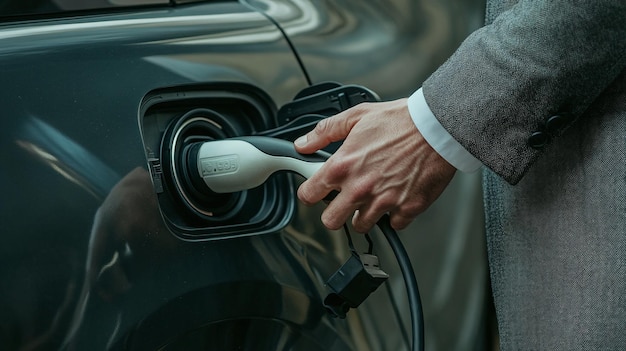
[
  {"x1": 363, "y1": 192, "x2": 398, "y2": 218},
  {"x1": 322, "y1": 211, "x2": 345, "y2": 231},
  {"x1": 401, "y1": 198, "x2": 428, "y2": 217},
  {"x1": 390, "y1": 215, "x2": 411, "y2": 230},
  {"x1": 352, "y1": 218, "x2": 375, "y2": 234},
  {"x1": 349, "y1": 177, "x2": 376, "y2": 200},
  {"x1": 352, "y1": 207, "x2": 382, "y2": 234},
  {"x1": 324, "y1": 157, "x2": 349, "y2": 181},
  {"x1": 350, "y1": 102, "x2": 371, "y2": 114},
  {"x1": 376, "y1": 194, "x2": 397, "y2": 211},
  {"x1": 297, "y1": 184, "x2": 315, "y2": 205},
  {"x1": 313, "y1": 117, "x2": 333, "y2": 136},
  {"x1": 350, "y1": 185, "x2": 369, "y2": 202},
  {"x1": 324, "y1": 160, "x2": 365, "y2": 195},
  {"x1": 389, "y1": 201, "x2": 424, "y2": 231}
]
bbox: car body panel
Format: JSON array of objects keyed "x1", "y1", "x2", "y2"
[
  {"x1": 247, "y1": 0, "x2": 485, "y2": 99},
  {"x1": 0, "y1": 3, "x2": 343, "y2": 349}
]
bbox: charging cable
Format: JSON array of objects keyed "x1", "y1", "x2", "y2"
[{"x1": 377, "y1": 215, "x2": 424, "y2": 351}]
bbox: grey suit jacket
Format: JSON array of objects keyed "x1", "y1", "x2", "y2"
[{"x1": 422, "y1": 1, "x2": 626, "y2": 349}]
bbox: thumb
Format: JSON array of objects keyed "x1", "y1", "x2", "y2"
[{"x1": 294, "y1": 111, "x2": 357, "y2": 154}]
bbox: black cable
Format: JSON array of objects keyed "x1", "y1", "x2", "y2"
[
  {"x1": 342, "y1": 223, "x2": 358, "y2": 256},
  {"x1": 364, "y1": 227, "x2": 410, "y2": 347},
  {"x1": 364, "y1": 233, "x2": 374, "y2": 254},
  {"x1": 377, "y1": 214, "x2": 424, "y2": 351}
]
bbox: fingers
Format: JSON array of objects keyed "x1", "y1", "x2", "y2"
[
  {"x1": 350, "y1": 194, "x2": 418, "y2": 233},
  {"x1": 294, "y1": 108, "x2": 360, "y2": 154},
  {"x1": 318, "y1": 197, "x2": 420, "y2": 233},
  {"x1": 295, "y1": 105, "x2": 365, "y2": 205},
  {"x1": 297, "y1": 171, "x2": 336, "y2": 206},
  {"x1": 351, "y1": 209, "x2": 379, "y2": 234},
  {"x1": 320, "y1": 192, "x2": 360, "y2": 230},
  {"x1": 350, "y1": 199, "x2": 427, "y2": 233},
  {"x1": 388, "y1": 213, "x2": 415, "y2": 231}
]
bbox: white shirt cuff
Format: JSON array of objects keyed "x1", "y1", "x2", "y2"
[{"x1": 407, "y1": 88, "x2": 482, "y2": 173}]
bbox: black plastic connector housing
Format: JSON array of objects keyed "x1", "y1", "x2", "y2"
[{"x1": 324, "y1": 253, "x2": 389, "y2": 318}]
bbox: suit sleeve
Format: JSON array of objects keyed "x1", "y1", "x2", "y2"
[{"x1": 422, "y1": 0, "x2": 626, "y2": 184}]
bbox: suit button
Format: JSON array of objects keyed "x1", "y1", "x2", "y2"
[
  {"x1": 545, "y1": 113, "x2": 570, "y2": 135},
  {"x1": 528, "y1": 131, "x2": 549, "y2": 150}
]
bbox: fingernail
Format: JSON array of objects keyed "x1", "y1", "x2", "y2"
[{"x1": 294, "y1": 135, "x2": 307, "y2": 147}]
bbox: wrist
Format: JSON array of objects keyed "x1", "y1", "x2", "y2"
[{"x1": 407, "y1": 88, "x2": 482, "y2": 173}]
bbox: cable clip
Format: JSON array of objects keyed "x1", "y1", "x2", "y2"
[{"x1": 323, "y1": 226, "x2": 389, "y2": 318}]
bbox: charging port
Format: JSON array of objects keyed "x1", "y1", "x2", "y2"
[
  {"x1": 139, "y1": 83, "x2": 295, "y2": 241},
  {"x1": 161, "y1": 108, "x2": 244, "y2": 220}
]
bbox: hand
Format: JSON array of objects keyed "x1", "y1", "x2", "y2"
[{"x1": 294, "y1": 99, "x2": 456, "y2": 233}]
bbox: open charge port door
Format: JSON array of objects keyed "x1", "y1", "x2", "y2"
[{"x1": 139, "y1": 82, "x2": 379, "y2": 241}]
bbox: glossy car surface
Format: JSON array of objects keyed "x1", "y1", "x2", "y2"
[{"x1": 0, "y1": 1, "x2": 487, "y2": 350}]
